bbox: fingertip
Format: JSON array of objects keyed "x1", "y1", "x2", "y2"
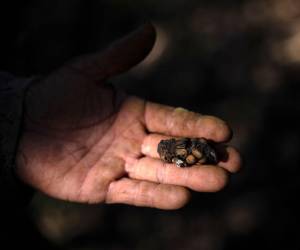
[
  {"x1": 158, "y1": 186, "x2": 191, "y2": 210},
  {"x1": 67, "y1": 22, "x2": 157, "y2": 81},
  {"x1": 141, "y1": 22, "x2": 157, "y2": 49},
  {"x1": 200, "y1": 116, "x2": 232, "y2": 142},
  {"x1": 170, "y1": 187, "x2": 191, "y2": 209},
  {"x1": 217, "y1": 146, "x2": 243, "y2": 173},
  {"x1": 220, "y1": 120, "x2": 233, "y2": 142},
  {"x1": 191, "y1": 166, "x2": 229, "y2": 192},
  {"x1": 226, "y1": 147, "x2": 242, "y2": 173},
  {"x1": 127, "y1": 22, "x2": 157, "y2": 62},
  {"x1": 210, "y1": 167, "x2": 229, "y2": 192}
]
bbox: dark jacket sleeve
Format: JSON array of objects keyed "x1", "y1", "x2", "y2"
[{"x1": 0, "y1": 72, "x2": 35, "y2": 210}]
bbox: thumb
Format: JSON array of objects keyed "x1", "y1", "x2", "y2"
[{"x1": 63, "y1": 22, "x2": 156, "y2": 82}]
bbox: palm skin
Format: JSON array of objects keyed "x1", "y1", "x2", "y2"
[{"x1": 16, "y1": 24, "x2": 242, "y2": 209}]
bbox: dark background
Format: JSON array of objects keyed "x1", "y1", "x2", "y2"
[{"x1": 1, "y1": 0, "x2": 300, "y2": 249}]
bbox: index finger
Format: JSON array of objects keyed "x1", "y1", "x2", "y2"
[{"x1": 144, "y1": 102, "x2": 232, "y2": 142}]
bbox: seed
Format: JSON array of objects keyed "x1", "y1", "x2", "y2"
[
  {"x1": 192, "y1": 148, "x2": 203, "y2": 159},
  {"x1": 157, "y1": 137, "x2": 218, "y2": 167},
  {"x1": 186, "y1": 154, "x2": 197, "y2": 165},
  {"x1": 176, "y1": 148, "x2": 188, "y2": 158}
]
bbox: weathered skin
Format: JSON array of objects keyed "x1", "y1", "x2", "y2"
[{"x1": 15, "y1": 23, "x2": 241, "y2": 210}]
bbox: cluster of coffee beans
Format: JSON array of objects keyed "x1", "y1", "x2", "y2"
[{"x1": 157, "y1": 138, "x2": 218, "y2": 167}]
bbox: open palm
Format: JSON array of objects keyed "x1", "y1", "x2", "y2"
[{"x1": 16, "y1": 24, "x2": 241, "y2": 209}]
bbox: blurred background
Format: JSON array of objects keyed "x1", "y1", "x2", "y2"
[{"x1": 1, "y1": 0, "x2": 300, "y2": 249}]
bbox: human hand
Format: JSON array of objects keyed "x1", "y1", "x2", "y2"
[{"x1": 16, "y1": 23, "x2": 241, "y2": 209}]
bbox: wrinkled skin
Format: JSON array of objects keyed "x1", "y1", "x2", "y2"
[{"x1": 16, "y1": 24, "x2": 242, "y2": 210}]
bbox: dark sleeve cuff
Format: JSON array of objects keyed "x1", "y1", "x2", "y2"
[{"x1": 0, "y1": 72, "x2": 36, "y2": 209}]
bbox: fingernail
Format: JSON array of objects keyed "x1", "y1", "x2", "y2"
[{"x1": 174, "y1": 107, "x2": 189, "y2": 114}]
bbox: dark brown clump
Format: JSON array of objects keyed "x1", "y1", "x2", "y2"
[{"x1": 157, "y1": 138, "x2": 218, "y2": 167}]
